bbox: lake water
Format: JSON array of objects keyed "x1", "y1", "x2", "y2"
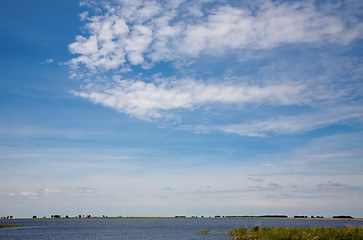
[{"x1": 1, "y1": 218, "x2": 362, "y2": 239}]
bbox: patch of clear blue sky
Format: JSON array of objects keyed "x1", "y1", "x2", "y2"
[{"x1": 0, "y1": 0, "x2": 82, "y2": 107}]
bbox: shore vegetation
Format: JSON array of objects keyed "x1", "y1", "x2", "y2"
[
  {"x1": 228, "y1": 225, "x2": 363, "y2": 240},
  {"x1": 0, "y1": 225, "x2": 25, "y2": 229},
  {"x1": 195, "y1": 230, "x2": 210, "y2": 234}
]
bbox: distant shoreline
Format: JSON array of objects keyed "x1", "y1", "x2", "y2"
[{"x1": 2, "y1": 216, "x2": 363, "y2": 221}]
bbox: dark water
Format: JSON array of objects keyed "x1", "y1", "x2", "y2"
[{"x1": 1, "y1": 218, "x2": 362, "y2": 239}]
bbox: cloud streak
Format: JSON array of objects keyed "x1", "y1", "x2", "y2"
[
  {"x1": 72, "y1": 78, "x2": 305, "y2": 120},
  {"x1": 315, "y1": 181, "x2": 355, "y2": 190},
  {"x1": 219, "y1": 105, "x2": 363, "y2": 136}
]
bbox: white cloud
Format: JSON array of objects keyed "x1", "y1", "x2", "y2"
[
  {"x1": 79, "y1": 11, "x2": 89, "y2": 21},
  {"x1": 68, "y1": 0, "x2": 363, "y2": 70},
  {"x1": 20, "y1": 191, "x2": 38, "y2": 200},
  {"x1": 72, "y1": 78, "x2": 306, "y2": 120},
  {"x1": 41, "y1": 58, "x2": 54, "y2": 64},
  {"x1": 43, "y1": 188, "x2": 60, "y2": 194},
  {"x1": 125, "y1": 25, "x2": 153, "y2": 65},
  {"x1": 68, "y1": 13, "x2": 129, "y2": 70}
]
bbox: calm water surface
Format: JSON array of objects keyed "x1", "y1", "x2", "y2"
[{"x1": 1, "y1": 218, "x2": 362, "y2": 239}]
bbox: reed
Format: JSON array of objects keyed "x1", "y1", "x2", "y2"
[{"x1": 228, "y1": 225, "x2": 363, "y2": 240}]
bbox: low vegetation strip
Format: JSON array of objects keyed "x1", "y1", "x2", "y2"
[
  {"x1": 0, "y1": 225, "x2": 25, "y2": 229},
  {"x1": 228, "y1": 225, "x2": 363, "y2": 240},
  {"x1": 195, "y1": 230, "x2": 210, "y2": 235}
]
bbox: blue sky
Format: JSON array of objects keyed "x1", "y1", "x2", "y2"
[{"x1": 1, "y1": 0, "x2": 363, "y2": 218}]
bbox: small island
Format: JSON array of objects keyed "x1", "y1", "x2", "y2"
[{"x1": 0, "y1": 225, "x2": 25, "y2": 229}]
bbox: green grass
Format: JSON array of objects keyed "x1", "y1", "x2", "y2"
[
  {"x1": 0, "y1": 224, "x2": 25, "y2": 229},
  {"x1": 228, "y1": 225, "x2": 363, "y2": 240},
  {"x1": 195, "y1": 230, "x2": 210, "y2": 234}
]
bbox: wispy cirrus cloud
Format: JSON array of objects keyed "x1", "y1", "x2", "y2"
[
  {"x1": 219, "y1": 105, "x2": 363, "y2": 136},
  {"x1": 248, "y1": 183, "x2": 283, "y2": 190}
]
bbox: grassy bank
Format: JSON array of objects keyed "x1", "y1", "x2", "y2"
[
  {"x1": 0, "y1": 225, "x2": 25, "y2": 229},
  {"x1": 228, "y1": 225, "x2": 363, "y2": 240}
]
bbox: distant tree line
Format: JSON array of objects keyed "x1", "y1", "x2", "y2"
[{"x1": 4, "y1": 214, "x2": 354, "y2": 219}]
